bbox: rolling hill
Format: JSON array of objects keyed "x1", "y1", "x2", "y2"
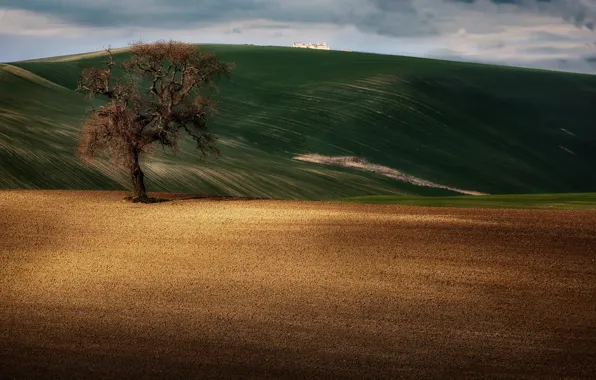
[{"x1": 1, "y1": 44, "x2": 596, "y2": 200}]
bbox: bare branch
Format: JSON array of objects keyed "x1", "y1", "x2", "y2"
[{"x1": 77, "y1": 39, "x2": 233, "y2": 198}]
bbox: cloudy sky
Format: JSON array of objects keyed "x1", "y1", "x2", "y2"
[{"x1": 1, "y1": 0, "x2": 595, "y2": 73}]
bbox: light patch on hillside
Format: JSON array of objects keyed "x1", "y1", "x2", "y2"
[
  {"x1": 294, "y1": 154, "x2": 487, "y2": 196},
  {"x1": 0, "y1": 109, "x2": 30, "y2": 123},
  {"x1": 39, "y1": 47, "x2": 131, "y2": 62},
  {"x1": 559, "y1": 146, "x2": 576, "y2": 155},
  {"x1": 560, "y1": 128, "x2": 576, "y2": 136},
  {"x1": 217, "y1": 138, "x2": 250, "y2": 149},
  {"x1": 0, "y1": 64, "x2": 67, "y2": 90}
]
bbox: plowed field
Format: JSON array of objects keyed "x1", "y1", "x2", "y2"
[{"x1": 1, "y1": 190, "x2": 595, "y2": 379}]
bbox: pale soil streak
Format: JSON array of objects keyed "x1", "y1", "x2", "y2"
[
  {"x1": 1, "y1": 190, "x2": 595, "y2": 379},
  {"x1": 35, "y1": 47, "x2": 130, "y2": 62},
  {"x1": 294, "y1": 154, "x2": 487, "y2": 195},
  {"x1": 0, "y1": 64, "x2": 67, "y2": 90}
]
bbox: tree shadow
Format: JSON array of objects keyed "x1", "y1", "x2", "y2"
[
  {"x1": 123, "y1": 195, "x2": 169, "y2": 204},
  {"x1": 124, "y1": 192, "x2": 277, "y2": 204}
]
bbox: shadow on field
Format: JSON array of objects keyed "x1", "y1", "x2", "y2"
[
  {"x1": 147, "y1": 192, "x2": 276, "y2": 203},
  {"x1": 0, "y1": 202, "x2": 61, "y2": 258},
  {"x1": 1, "y1": 192, "x2": 595, "y2": 379},
  {"x1": 0, "y1": 198, "x2": 63, "y2": 304}
]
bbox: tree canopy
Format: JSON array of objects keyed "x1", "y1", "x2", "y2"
[{"x1": 76, "y1": 40, "x2": 233, "y2": 202}]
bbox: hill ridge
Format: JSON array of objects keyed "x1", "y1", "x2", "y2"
[
  {"x1": 0, "y1": 64, "x2": 67, "y2": 90},
  {"x1": 1, "y1": 44, "x2": 595, "y2": 199}
]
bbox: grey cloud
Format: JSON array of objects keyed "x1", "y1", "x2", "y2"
[
  {"x1": 525, "y1": 0, "x2": 596, "y2": 30},
  {"x1": 1, "y1": 0, "x2": 596, "y2": 39},
  {"x1": 449, "y1": 0, "x2": 596, "y2": 30},
  {"x1": 0, "y1": 0, "x2": 270, "y2": 27},
  {"x1": 244, "y1": 24, "x2": 293, "y2": 30},
  {"x1": 540, "y1": 57, "x2": 596, "y2": 73},
  {"x1": 430, "y1": 47, "x2": 596, "y2": 73},
  {"x1": 530, "y1": 31, "x2": 577, "y2": 41},
  {"x1": 0, "y1": 0, "x2": 447, "y2": 37},
  {"x1": 521, "y1": 45, "x2": 582, "y2": 54}
]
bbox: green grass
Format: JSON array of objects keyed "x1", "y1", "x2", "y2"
[
  {"x1": 338, "y1": 193, "x2": 596, "y2": 210},
  {"x1": 2, "y1": 44, "x2": 596, "y2": 200}
]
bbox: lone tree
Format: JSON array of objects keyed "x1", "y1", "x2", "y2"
[{"x1": 76, "y1": 40, "x2": 233, "y2": 202}]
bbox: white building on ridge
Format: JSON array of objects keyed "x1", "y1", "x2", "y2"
[{"x1": 291, "y1": 42, "x2": 331, "y2": 50}]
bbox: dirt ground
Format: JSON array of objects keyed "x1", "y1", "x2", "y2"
[{"x1": 1, "y1": 190, "x2": 595, "y2": 379}]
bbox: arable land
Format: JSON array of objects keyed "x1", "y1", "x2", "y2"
[{"x1": 1, "y1": 190, "x2": 595, "y2": 379}]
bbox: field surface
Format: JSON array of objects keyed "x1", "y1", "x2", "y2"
[
  {"x1": 1, "y1": 190, "x2": 595, "y2": 379},
  {"x1": 341, "y1": 192, "x2": 596, "y2": 209},
  {"x1": 2, "y1": 45, "x2": 596, "y2": 199}
]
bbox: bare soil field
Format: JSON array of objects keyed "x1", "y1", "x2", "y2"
[{"x1": 1, "y1": 190, "x2": 595, "y2": 379}]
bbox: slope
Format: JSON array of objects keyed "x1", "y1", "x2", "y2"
[
  {"x1": 2, "y1": 44, "x2": 596, "y2": 199},
  {"x1": 1, "y1": 55, "x2": 430, "y2": 200}
]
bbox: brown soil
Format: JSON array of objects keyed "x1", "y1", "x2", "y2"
[{"x1": 1, "y1": 190, "x2": 595, "y2": 379}]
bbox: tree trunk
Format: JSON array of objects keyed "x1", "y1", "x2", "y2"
[{"x1": 131, "y1": 149, "x2": 147, "y2": 200}]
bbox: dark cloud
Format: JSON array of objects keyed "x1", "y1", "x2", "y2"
[
  {"x1": 0, "y1": 0, "x2": 270, "y2": 27},
  {"x1": 534, "y1": 0, "x2": 596, "y2": 30},
  {"x1": 522, "y1": 45, "x2": 582, "y2": 54},
  {"x1": 0, "y1": 0, "x2": 449, "y2": 37},
  {"x1": 530, "y1": 31, "x2": 578, "y2": 41},
  {"x1": 449, "y1": 0, "x2": 596, "y2": 30},
  {"x1": 244, "y1": 24, "x2": 293, "y2": 30},
  {"x1": 0, "y1": 0, "x2": 445, "y2": 37},
  {"x1": 1, "y1": 0, "x2": 596, "y2": 38}
]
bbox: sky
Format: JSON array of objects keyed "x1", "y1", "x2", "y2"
[{"x1": 1, "y1": 0, "x2": 595, "y2": 73}]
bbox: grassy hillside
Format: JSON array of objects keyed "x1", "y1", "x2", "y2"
[
  {"x1": 339, "y1": 192, "x2": 596, "y2": 210},
  {"x1": 2, "y1": 44, "x2": 596, "y2": 199}
]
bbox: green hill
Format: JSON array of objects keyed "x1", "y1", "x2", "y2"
[
  {"x1": 1, "y1": 44, "x2": 596, "y2": 200},
  {"x1": 340, "y1": 192, "x2": 596, "y2": 209}
]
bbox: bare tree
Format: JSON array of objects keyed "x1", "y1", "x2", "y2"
[{"x1": 76, "y1": 40, "x2": 233, "y2": 202}]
